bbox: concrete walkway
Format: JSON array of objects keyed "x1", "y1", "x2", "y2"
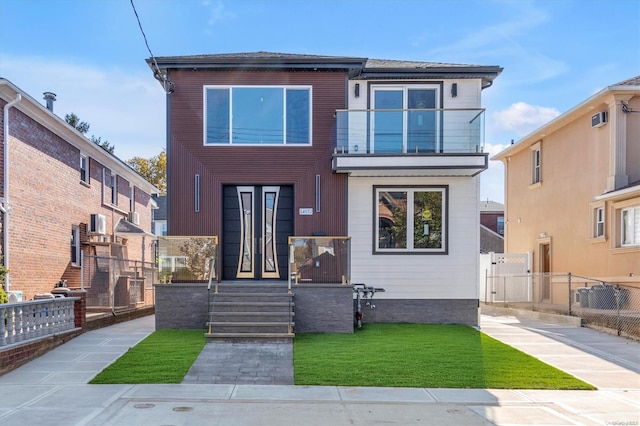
[{"x1": 0, "y1": 314, "x2": 638, "y2": 425}]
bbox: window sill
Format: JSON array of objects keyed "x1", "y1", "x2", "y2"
[
  {"x1": 80, "y1": 180, "x2": 90, "y2": 188},
  {"x1": 610, "y1": 245, "x2": 640, "y2": 255},
  {"x1": 529, "y1": 182, "x2": 542, "y2": 190},
  {"x1": 590, "y1": 236, "x2": 606, "y2": 244},
  {"x1": 373, "y1": 250, "x2": 448, "y2": 255},
  {"x1": 102, "y1": 203, "x2": 128, "y2": 216}
]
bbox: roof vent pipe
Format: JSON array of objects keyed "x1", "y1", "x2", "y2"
[{"x1": 43, "y1": 92, "x2": 57, "y2": 111}]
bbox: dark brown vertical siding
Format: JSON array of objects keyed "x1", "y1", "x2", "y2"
[{"x1": 168, "y1": 70, "x2": 347, "y2": 238}]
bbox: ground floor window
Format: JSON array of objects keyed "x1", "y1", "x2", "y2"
[
  {"x1": 71, "y1": 225, "x2": 80, "y2": 266},
  {"x1": 621, "y1": 205, "x2": 640, "y2": 246},
  {"x1": 375, "y1": 186, "x2": 447, "y2": 253}
]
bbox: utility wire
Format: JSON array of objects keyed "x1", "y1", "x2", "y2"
[{"x1": 130, "y1": 0, "x2": 174, "y2": 93}]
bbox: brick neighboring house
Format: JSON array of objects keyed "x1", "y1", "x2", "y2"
[
  {"x1": 492, "y1": 76, "x2": 639, "y2": 292},
  {"x1": 480, "y1": 200, "x2": 504, "y2": 253},
  {"x1": 1, "y1": 78, "x2": 158, "y2": 302},
  {"x1": 149, "y1": 52, "x2": 501, "y2": 327}
]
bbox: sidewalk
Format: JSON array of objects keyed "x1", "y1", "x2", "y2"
[{"x1": 0, "y1": 314, "x2": 637, "y2": 425}]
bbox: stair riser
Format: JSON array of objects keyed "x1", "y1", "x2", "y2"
[
  {"x1": 212, "y1": 305, "x2": 292, "y2": 313},
  {"x1": 209, "y1": 325, "x2": 292, "y2": 334},
  {"x1": 210, "y1": 314, "x2": 293, "y2": 322},
  {"x1": 213, "y1": 295, "x2": 292, "y2": 303},
  {"x1": 212, "y1": 286, "x2": 289, "y2": 295}
]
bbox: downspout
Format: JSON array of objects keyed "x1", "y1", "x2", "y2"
[{"x1": 2, "y1": 93, "x2": 22, "y2": 291}]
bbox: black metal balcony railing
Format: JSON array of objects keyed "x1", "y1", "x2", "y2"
[{"x1": 335, "y1": 108, "x2": 485, "y2": 154}]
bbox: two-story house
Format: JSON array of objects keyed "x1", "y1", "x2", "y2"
[
  {"x1": 1, "y1": 78, "x2": 158, "y2": 305},
  {"x1": 149, "y1": 52, "x2": 501, "y2": 327},
  {"x1": 492, "y1": 76, "x2": 640, "y2": 298}
]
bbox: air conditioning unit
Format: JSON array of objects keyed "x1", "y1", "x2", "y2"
[
  {"x1": 128, "y1": 211, "x2": 140, "y2": 225},
  {"x1": 591, "y1": 111, "x2": 608, "y2": 128},
  {"x1": 7, "y1": 290, "x2": 23, "y2": 303},
  {"x1": 90, "y1": 213, "x2": 107, "y2": 235}
]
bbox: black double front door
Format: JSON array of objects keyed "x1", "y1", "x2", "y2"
[{"x1": 223, "y1": 185, "x2": 293, "y2": 280}]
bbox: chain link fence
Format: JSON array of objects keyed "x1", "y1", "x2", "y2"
[
  {"x1": 81, "y1": 253, "x2": 156, "y2": 313},
  {"x1": 485, "y1": 272, "x2": 640, "y2": 340}
]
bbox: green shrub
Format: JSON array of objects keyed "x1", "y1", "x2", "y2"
[{"x1": 0, "y1": 286, "x2": 7, "y2": 304}]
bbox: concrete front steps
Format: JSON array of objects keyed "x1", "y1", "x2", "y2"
[{"x1": 206, "y1": 282, "x2": 294, "y2": 340}]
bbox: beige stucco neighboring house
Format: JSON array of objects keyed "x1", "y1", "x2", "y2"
[{"x1": 492, "y1": 76, "x2": 640, "y2": 289}]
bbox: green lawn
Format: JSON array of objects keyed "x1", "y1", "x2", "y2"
[
  {"x1": 90, "y1": 324, "x2": 595, "y2": 389},
  {"x1": 294, "y1": 324, "x2": 594, "y2": 389},
  {"x1": 89, "y1": 329, "x2": 207, "y2": 384}
]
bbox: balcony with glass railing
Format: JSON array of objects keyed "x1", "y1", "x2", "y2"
[
  {"x1": 156, "y1": 236, "x2": 218, "y2": 284},
  {"x1": 288, "y1": 236, "x2": 351, "y2": 288},
  {"x1": 332, "y1": 108, "x2": 488, "y2": 177}
]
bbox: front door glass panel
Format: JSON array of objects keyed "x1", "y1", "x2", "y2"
[
  {"x1": 262, "y1": 187, "x2": 280, "y2": 278},
  {"x1": 237, "y1": 187, "x2": 255, "y2": 277}
]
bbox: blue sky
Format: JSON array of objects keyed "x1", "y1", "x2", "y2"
[{"x1": 1, "y1": 0, "x2": 639, "y2": 202}]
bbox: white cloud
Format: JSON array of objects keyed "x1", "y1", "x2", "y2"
[
  {"x1": 203, "y1": 1, "x2": 235, "y2": 34},
  {"x1": 0, "y1": 54, "x2": 166, "y2": 161},
  {"x1": 491, "y1": 102, "x2": 560, "y2": 138}
]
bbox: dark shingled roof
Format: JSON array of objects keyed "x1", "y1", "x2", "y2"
[
  {"x1": 614, "y1": 75, "x2": 640, "y2": 86},
  {"x1": 114, "y1": 218, "x2": 154, "y2": 236},
  {"x1": 149, "y1": 51, "x2": 502, "y2": 85}
]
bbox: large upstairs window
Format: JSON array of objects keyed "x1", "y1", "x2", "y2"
[
  {"x1": 204, "y1": 86, "x2": 312, "y2": 145},
  {"x1": 371, "y1": 85, "x2": 440, "y2": 153}
]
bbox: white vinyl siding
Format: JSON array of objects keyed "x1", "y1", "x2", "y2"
[{"x1": 348, "y1": 176, "x2": 479, "y2": 300}]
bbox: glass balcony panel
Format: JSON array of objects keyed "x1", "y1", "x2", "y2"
[
  {"x1": 335, "y1": 108, "x2": 484, "y2": 154},
  {"x1": 156, "y1": 236, "x2": 218, "y2": 283},
  {"x1": 288, "y1": 237, "x2": 351, "y2": 285}
]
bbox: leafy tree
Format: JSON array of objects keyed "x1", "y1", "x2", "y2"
[
  {"x1": 126, "y1": 150, "x2": 167, "y2": 194},
  {"x1": 64, "y1": 113, "x2": 90, "y2": 134},
  {"x1": 64, "y1": 113, "x2": 115, "y2": 154},
  {"x1": 178, "y1": 238, "x2": 217, "y2": 281},
  {"x1": 90, "y1": 136, "x2": 115, "y2": 154}
]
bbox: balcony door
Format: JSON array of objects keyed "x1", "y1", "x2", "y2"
[
  {"x1": 223, "y1": 185, "x2": 293, "y2": 280},
  {"x1": 372, "y1": 86, "x2": 438, "y2": 153}
]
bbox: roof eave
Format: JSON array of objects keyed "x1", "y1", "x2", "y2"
[{"x1": 491, "y1": 84, "x2": 639, "y2": 162}]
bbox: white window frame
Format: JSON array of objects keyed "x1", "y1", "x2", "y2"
[
  {"x1": 621, "y1": 205, "x2": 640, "y2": 246},
  {"x1": 530, "y1": 141, "x2": 542, "y2": 186},
  {"x1": 80, "y1": 154, "x2": 88, "y2": 183},
  {"x1": 110, "y1": 173, "x2": 118, "y2": 205},
  {"x1": 129, "y1": 185, "x2": 135, "y2": 212},
  {"x1": 594, "y1": 207, "x2": 605, "y2": 238},
  {"x1": 203, "y1": 85, "x2": 313, "y2": 146},
  {"x1": 374, "y1": 186, "x2": 447, "y2": 254}
]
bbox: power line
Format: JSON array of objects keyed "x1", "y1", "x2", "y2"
[{"x1": 130, "y1": 0, "x2": 174, "y2": 94}]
